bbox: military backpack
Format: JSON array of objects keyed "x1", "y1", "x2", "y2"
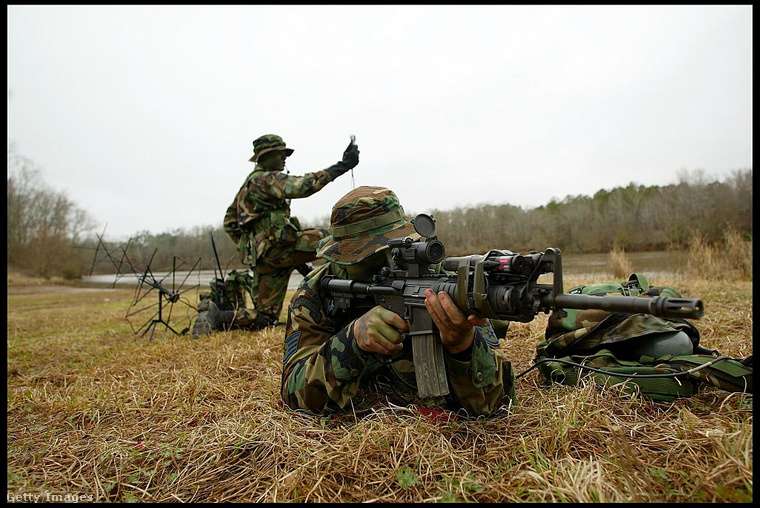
[
  {"x1": 200, "y1": 269, "x2": 255, "y2": 311},
  {"x1": 531, "y1": 273, "x2": 752, "y2": 402}
]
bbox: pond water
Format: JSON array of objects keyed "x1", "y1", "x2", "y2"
[
  {"x1": 82, "y1": 270, "x2": 305, "y2": 291},
  {"x1": 82, "y1": 250, "x2": 686, "y2": 291}
]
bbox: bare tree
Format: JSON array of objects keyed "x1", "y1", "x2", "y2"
[{"x1": 7, "y1": 145, "x2": 96, "y2": 277}]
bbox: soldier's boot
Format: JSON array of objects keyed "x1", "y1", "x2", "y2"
[
  {"x1": 192, "y1": 300, "x2": 235, "y2": 339},
  {"x1": 252, "y1": 311, "x2": 275, "y2": 330},
  {"x1": 238, "y1": 308, "x2": 276, "y2": 331},
  {"x1": 295, "y1": 263, "x2": 313, "y2": 278}
]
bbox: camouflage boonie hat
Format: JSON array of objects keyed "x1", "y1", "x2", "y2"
[
  {"x1": 249, "y1": 134, "x2": 294, "y2": 162},
  {"x1": 317, "y1": 186, "x2": 418, "y2": 265}
]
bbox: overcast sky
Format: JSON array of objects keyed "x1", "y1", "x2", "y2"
[{"x1": 7, "y1": 5, "x2": 753, "y2": 241}]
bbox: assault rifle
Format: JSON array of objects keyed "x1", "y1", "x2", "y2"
[{"x1": 319, "y1": 214, "x2": 704, "y2": 398}]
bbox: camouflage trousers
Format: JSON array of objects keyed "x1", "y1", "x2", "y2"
[{"x1": 253, "y1": 228, "x2": 327, "y2": 322}]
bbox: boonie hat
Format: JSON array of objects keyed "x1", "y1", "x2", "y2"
[
  {"x1": 249, "y1": 134, "x2": 294, "y2": 162},
  {"x1": 317, "y1": 186, "x2": 418, "y2": 265}
]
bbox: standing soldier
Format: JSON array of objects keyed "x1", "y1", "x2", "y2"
[{"x1": 207, "y1": 133, "x2": 359, "y2": 334}]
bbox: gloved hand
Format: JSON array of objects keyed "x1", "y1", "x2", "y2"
[
  {"x1": 352, "y1": 305, "x2": 409, "y2": 356},
  {"x1": 326, "y1": 162, "x2": 350, "y2": 179},
  {"x1": 341, "y1": 137, "x2": 360, "y2": 169},
  {"x1": 326, "y1": 137, "x2": 360, "y2": 179}
]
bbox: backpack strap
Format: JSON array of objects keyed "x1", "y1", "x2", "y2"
[
  {"x1": 663, "y1": 355, "x2": 753, "y2": 393},
  {"x1": 533, "y1": 350, "x2": 752, "y2": 402},
  {"x1": 535, "y1": 349, "x2": 699, "y2": 401}
]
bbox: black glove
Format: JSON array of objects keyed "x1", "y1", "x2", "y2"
[
  {"x1": 295, "y1": 263, "x2": 313, "y2": 277},
  {"x1": 341, "y1": 138, "x2": 360, "y2": 169},
  {"x1": 326, "y1": 162, "x2": 350, "y2": 179},
  {"x1": 326, "y1": 138, "x2": 360, "y2": 179}
]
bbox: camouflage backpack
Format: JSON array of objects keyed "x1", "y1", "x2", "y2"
[
  {"x1": 200, "y1": 269, "x2": 255, "y2": 311},
  {"x1": 532, "y1": 273, "x2": 753, "y2": 402}
]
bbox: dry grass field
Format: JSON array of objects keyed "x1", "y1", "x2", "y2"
[{"x1": 6, "y1": 268, "x2": 752, "y2": 503}]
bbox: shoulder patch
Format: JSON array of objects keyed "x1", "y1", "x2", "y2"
[
  {"x1": 284, "y1": 331, "x2": 301, "y2": 364},
  {"x1": 480, "y1": 324, "x2": 500, "y2": 347}
]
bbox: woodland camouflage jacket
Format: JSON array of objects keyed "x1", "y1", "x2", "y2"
[
  {"x1": 223, "y1": 165, "x2": 337, "y2": 266},
  {"x1": 280, "y1": 262, "x2": 517, "y2": 416}
]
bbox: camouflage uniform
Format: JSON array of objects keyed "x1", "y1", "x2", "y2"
[
  {"x1": 224, "y1": 134, "x2": 356, "y2": 323},
  {"x1": 281, "y1": 187, "x2": 516, "y2": 416},
  {"x1": 195, "y1": 270, "x2": 267, "y2": 333}
]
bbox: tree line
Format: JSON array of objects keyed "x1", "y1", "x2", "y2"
[
  {"x1": 430, "y1": 168, "x2": 752, "y2": 256},
  {"x1": 6, "y1": 144, "x2": 752, "y2": 278}
]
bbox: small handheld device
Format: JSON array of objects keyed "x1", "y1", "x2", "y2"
[{"x1": 349, "y1": 134, "x2": 356, "y2": 188}]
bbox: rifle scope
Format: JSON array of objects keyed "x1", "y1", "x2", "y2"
[{"x1": 391, "y1": 239, "x2": 445, "y2": 266}]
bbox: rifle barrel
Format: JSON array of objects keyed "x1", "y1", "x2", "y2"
[{"x1": 551, "y1": 293, "x2": 704, "y2": 319}]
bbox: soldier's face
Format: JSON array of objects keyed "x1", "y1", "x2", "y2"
[
  {"x1": 344, "y1": 250, "x2": 391, "y2": 281},
  {"x1": 260, "y1": 150, "x2": 288, "y2": 171}
]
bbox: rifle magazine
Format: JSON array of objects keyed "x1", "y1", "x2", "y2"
[{"x1": 412, "y1": 333, "x2": 450, "y2": 398}]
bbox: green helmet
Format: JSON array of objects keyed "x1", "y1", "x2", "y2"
[
  {"x1": 317, "y1": 186, "x2": 418, "y2": 265},
  {"x1": 619, "y1": 330, "x2": 695, "y2": 360},
  {"x1": 249, "y1": 134, "x2": 294, "y2": 163}
]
